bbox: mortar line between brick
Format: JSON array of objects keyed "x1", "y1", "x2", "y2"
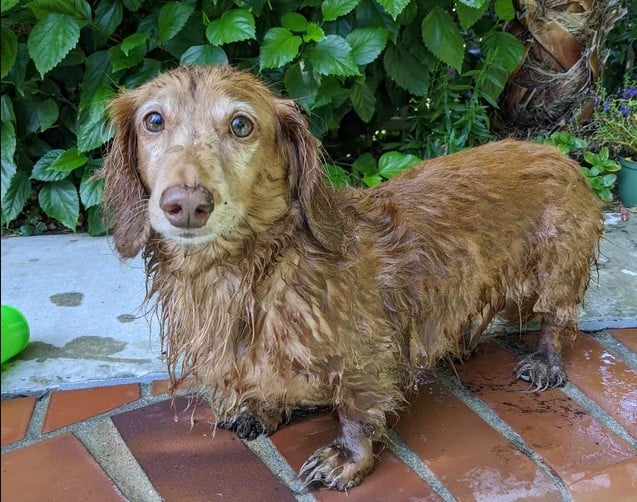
[
  {"x1": 586, "y1": 330, "x2": 637, "y2": 369},
  {"x1": 436, "y1": 367, "x2": 571, "y2": 502},
  {"x1": 385, "y1": 429, "x2": 457, "y2": 501},
  {"x1": 498, "y1": 336, "x2": 637, "y2": 448},
  {"x1": 239, "y1": 435, "x2": 316, "y2": 502},
  {"x1": 74, "y1": 417, "x2": 163, "y2": 502}
]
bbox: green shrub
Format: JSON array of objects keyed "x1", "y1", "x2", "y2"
[
  {"x1": 536, "y1": 132, "x2": 620, "y2": 203},
  {"x1": 1, "y1": 0, "x2": 523, "y2": 234}
]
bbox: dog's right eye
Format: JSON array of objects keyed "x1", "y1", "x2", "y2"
[{"x1": 143, "y1": 112, "x2": 164, "y2": 133}]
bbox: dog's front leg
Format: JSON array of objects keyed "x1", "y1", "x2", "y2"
[
  {"x1": 300, "y1": 409, "x2": 381, "y2": 491},
  {"x1": 217, "y1": 402, "x2": 285, "y2": 440}
]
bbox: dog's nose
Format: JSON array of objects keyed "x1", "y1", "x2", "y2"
[{"x1": 159, "y1": 185, "x2": 214, "y2": 229}]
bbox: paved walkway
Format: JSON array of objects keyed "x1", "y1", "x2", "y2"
[{"x1": 1, "y1": 212, "x2": 636, "y2": 500}]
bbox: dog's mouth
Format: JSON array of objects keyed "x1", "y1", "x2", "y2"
[{"x1": 161, "y1": 229, "x2": 219, "y2": 247}]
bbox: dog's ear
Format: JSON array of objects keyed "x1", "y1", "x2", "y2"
[
  {"x1": 275, "y1": 99, "x2": 345, "y2": 253},
  {"x1": 99, "y1": 91, "x2": 150, "y2": 258}
]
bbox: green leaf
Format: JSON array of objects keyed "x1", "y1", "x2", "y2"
[
  {"x1": 1, "y1": 120, "x2": 15, "y2": 166},
  {"x1": 27, "y1": 14, "x2": 82, "y2": 76},
  {"x1": 39, "y1": 179, "x2": 79, "y2": 231},
  {"x1": 304, "y1": 23, "x2": 325, "y2": 43},
  {"x1": 602, "y1": 173, "x2": 617, "y2": 186},
  {"x1": 37, "y1": 99, "x2": 59, "y2": 132},
  {"x1": 283, "y1": 62, "x2": 321, "y2": 110},
  {"x1": 122, "y1": 58, "x2": 161, "y2": 88},
  {"x1": 1, "y1": 96, "x2": 15, "y2": 123},
  {"x1": 481, "y1": 31, "x2": 524, "y2": 73},
  {"x1": 281, "y1": 12, "x2": 307, "y2": 32},
  {"x1": 180, "y1": 45, "x2": 228, "y2": 65},
  {"x1": 383, "y1": 43, "x2": 430, "y2": 96},
  {"x1": 598, "y1": 188, "x2": 612, "y2": 202},
  {"x1": 77, "y1": 86, "x2": 115, "y2": 152},
  {"x1": 27, "y1": 0, "x2": 91, "y2": 19},
  {"x1": 121, "y1": 33, "x2": 147, "y2": 56},
  {"x1": 122, "y1": 0, "x2": 142, "y2": 11},
  {"x1": 158, "y1": 1, "x2": 195, "y2": 43},
  {"x1": 346, "y1": 27, "x2": 388, "y2": 65},
  {"x1": 1, "y1": 0, "x2": 19, "y2": 11},
  {"x1": 350, "y1": 79, "x2": 376, "y2": 122},
  {"x1": 1, "y1": 120, "x2": 16, "y2": 202},
  {"x1": 494, "y1": 0, "x2": 516, "y2": 21},
  {"x1": 378, "y1": 151, "x2": 421, "y2": 179},
  {"x1": 363, "y1": 174, "x2": 382, "y2": 187},
  {"x1": 87, "y1": 205, "x2": 111, "y2": 235},
  {"x1": 80, "y1": 170, "x2": 103, "y2": 208},
  {"x1": 31, "y1": 150, "x2": 69, "y2": 181},
  {"x1": 376, "y1": 0, "x2": 410, "y2": 20},
  {"x1": 421, "y1": 7, "x2": 465, "y2": 71},
  {"x1": 259, "y1": 28, "x2": 302, "y2": 70},
  {"x1": 206, "y1": 9, "x2": 256, "y2": 46},
  {"x1": 352, "y1": 153, "x2": 377, "y2": 176},
  {"x1": 1, "y1": 171, "x2": 30, "y2": 225},
  {"x1": 456, "y1": 0, "x2": 488, "y2": 7},
  {"x1": 324, "y1": 163, "x2": 352, "y2": 187},
  {"x1": 305, "y1": 35, "x2": 360, "y2": 77},
  {"x1": 1, "y1": 28, "x2": 17, "y2": 79},
  {"x1": 109, "y1": 42, "x2": 146, "y2": 72},
  {"x1": 52, "y1": 148, "x2": 88, "y2": 172},
  {"x1": 455, "y1": 1, "x2": 488, "y2": 30},
  {"x1": 321, "y1": 0, "x2": 359, "y2": 21},
  {"x1": 95, "y1": 0, "x2": 123, "y2": 37}
]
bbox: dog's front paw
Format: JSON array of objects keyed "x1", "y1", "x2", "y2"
[
  {"x1": 217, "y1": 412, "x2": 267, "y2": 440},
  {"x1": 300, "y1": 442, "x2": 374, "y2": 491},
  {"x1": 514, "y1": 351, "x2": 566, "y2": 390}
]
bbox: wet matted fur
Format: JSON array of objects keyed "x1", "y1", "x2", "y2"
[{"x1": 100, "y1": 65, "x2": 603, "y2": 491}]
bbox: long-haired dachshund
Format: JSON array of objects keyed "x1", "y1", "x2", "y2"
[{"x1": 100, "y1": 64, "x2": 603, "y2": 490}]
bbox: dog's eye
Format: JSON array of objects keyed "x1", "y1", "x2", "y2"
[
  {"x1": 143, "y1": 112, "x2": 164, "y2": 133},
  {"x1": 230, "y1": 115, "x2": 253, "y2": 138}
]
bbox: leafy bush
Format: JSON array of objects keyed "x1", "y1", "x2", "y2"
[
  {"x1": 537, "y1": 132, "x2": 620, "y2": 203},
  {"x1": 1, "y1": 0, "x2": 523, "y2": 235}
]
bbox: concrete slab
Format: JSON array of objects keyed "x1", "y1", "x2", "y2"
[
  {"x1": 1, "y1": 212, "x2": 635, "y2": 395},
  {"x1": 1, "y1": 234, "x2": 164, "y2": 395}
]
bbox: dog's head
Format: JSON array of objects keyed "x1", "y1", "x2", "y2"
[{"x1": 101, "y1": 64, "x2": 338, "y2": 258}]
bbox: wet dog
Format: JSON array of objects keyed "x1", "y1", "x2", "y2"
[{"x1": 100, "y1": 65, "x2": 603, "y2": 490}]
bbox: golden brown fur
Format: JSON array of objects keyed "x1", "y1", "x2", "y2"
[{"x1": 100, "y1": 65, "x2": 603, "y2": 490}]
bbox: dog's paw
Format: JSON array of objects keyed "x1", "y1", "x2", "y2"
[
  {"x1": 217, "y1": 412, "x2": 268, "y2": 440},
  {"x1": 514, "y1": 352, "x2": 567, "y2": 390},
  {"x1": 299, "y1": 443, "x2": 373, "y2": 491}
]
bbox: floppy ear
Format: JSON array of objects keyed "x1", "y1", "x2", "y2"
[
  {"x1": 275, "y1": 99, "x2": 345, "y2": 254},
  {"x1": 99, "y1": 91, "x2": 150, "y2": 258}
]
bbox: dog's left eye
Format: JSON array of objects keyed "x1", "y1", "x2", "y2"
[
  {"x1": 143, "y1": 112, "x2": 164, "y2": 133},
  {"x1": 230, "y1": 115, "x2": 253, "y2": 138}
]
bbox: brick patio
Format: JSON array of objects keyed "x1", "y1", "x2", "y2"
[{"x1": 2, "y1": 328, "x2": 635, "y2": 501}]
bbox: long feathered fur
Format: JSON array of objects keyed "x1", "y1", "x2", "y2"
[{"x1": 99, "y1": 65, "x2": 603, "y2": 490}]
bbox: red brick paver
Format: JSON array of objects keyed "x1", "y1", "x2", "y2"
[{"x1": 1, "y1": 397, "x2": 36, "y2": 447}]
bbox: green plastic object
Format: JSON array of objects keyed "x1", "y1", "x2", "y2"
[{"x1": 1, "y1": 305, "x2": 30, "y2": 365}]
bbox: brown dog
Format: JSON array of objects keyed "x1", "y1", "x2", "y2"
[{"x1": 100, "y1": 65, "x2": 603, "y2": 490}]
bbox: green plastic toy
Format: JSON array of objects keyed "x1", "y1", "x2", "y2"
[{"x1": 1, "y1": 305, "x2": 30, "y2": 365}]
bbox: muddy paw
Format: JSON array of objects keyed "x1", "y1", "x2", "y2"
[
  {"x1": 514, "y1": 351, "x2": 567, "y2": 390},
  {"x1": 299, "y1": 442, "x2": 373, "y2": 491},
  {"x1": 217, "y1": 412, "x2": 267, "y2": 440}
]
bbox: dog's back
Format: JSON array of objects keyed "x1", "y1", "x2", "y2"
[{"x1": 369, "y1": 139, "x2": 603, "y2": 370}]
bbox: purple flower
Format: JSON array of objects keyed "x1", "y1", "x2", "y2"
[
  {"x1": 623, "y1": 87, "x2": 637, "y2": 99},
  {"x1": 603, "y1": 101, "x2": 611, "y2": 111},
  {"x1": 619, "y1": 103, "x2": 630, "y2": 116}
]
